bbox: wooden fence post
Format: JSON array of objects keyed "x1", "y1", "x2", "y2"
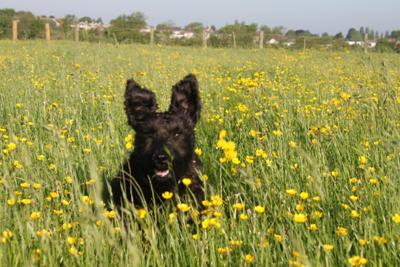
[
  {"x1": 75, "y1": 24, "x2": 79, "y2": 42},
  {"x1": 202, "y1": 30, "x2": 207, "y2": 48},
  {"x1": 364, "y1": 33, "x2": 368, "y2": 53},
  {"x1": 45, "y1": 23, "x2": 51, "y2": 44},
  {"x1": 12, "y1": 19, "x2": 18, "y2": 42},
  {"x1": 232, "y1": 32, "x2": 236, "y2": 48},
  {"x1": 150, "y1": 27, "x2": 154, "y2": 45},
  {"x1": 259, "y1": 30, "x2": 264, "y2": 49}
]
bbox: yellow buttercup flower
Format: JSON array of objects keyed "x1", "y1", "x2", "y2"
[
  {"x1": 162, "y1": 191, "x2": 174, "y2": 200},
  {"x1": 182, "y1": 178, "x2": 192, "y2": 187}
]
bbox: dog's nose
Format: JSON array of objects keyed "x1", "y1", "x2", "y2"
[{"x1": 153, "y1": 153, "x2": 169, "y2": 163}]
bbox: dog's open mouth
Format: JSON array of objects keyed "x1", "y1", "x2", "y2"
[{"x1": 155, "y1": 169, "x2": 170, "y2": 177}]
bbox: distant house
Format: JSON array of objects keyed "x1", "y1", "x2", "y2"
[
  {"x1": 346, "y1": 41, "x2": 377, "y2": 48},
  {"x1": 72, "y1": 21, "x2": 103, "y2": 31},
  {"x1": 170, "y1": 30, "x2": 194, "y2": 39},
  {"x1": 267, "y1": 38, "x2": 279, "y2": 45},
  {"x1": 140, "y1": 26, "x2": 153, "y2": 33}
]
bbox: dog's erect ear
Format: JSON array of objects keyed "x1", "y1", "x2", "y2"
[
  {"x1": 169, "y1": 74, "x2": 201, "y2": 125},
  {"x1": 125, "y1": 79, "x2": 157, "y2": 128}
]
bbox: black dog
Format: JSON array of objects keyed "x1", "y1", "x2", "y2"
[{"x1": 110, "y1": 74, "x2": 204, "y2": 211}]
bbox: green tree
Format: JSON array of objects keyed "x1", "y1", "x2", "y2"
[
  {"x1": 346, "y1": 28, "x2": 362, "y2": 41},
  {"x1": 109, "y1": 12, "x2": 147, "y2": 43},
  {"x1": 0, "y1": 8, "x2": 16, "y2": 38}
]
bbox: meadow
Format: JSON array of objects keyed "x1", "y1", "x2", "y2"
[{"x1": 0, "y1": 41, "x2": 399, "y2": 266}]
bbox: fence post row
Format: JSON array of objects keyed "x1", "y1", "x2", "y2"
[
  {"x1": 232, "y1": 32, "x2": 237, "y2": 48},
  {"x1": 150, "y1": 27, "x2": 154, "y2": 46},
  {"x1": 75, "y1": 24, "x2": 79, "y2": 42},
  {"x1": 202, "y1": 30, "x2": 207, "y2": 49},
  {"x1": 364, "y1": 33, "x2": 368, "y2": 53},
  {"x1": 12, "y1": 19, "x2": 18, "y2": 42},
  {"x1": 259, "y1": 30, "x2": 264, "y2": 49},
  {"x1": 45, "y1": 23, "x2": 51, "y2": 44}
]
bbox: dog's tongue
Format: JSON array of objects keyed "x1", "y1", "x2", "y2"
[{"x1": 155, "y1": 170, "x2": 169, "y2": 177}]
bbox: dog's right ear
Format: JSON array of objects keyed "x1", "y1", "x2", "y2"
[{"x1": 124, "y1": 79, "x2": 157, "y2": 129}]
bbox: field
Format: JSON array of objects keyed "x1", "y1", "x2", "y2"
[{"x1": 0, "y1": 41, "x2": 400, "y2": 266}]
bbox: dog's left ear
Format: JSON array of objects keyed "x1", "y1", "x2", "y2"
[{"x1": 169, "y1": 74, "x2": 201, "y2": 125}]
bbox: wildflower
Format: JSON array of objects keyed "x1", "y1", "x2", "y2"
[
  {"x1": 217, "y1": 247, "x2": 230, "y2": 255},
  {"x1": 49, "y1": 192, "x2": 58, "y2": 199},
  {"x1": 274, "y1": 234, "x2": 283, "y2": 242},
  {"x1": 104, "y1": 210, "x2": 116, "y2": 219},
  {"x1": 195, "y1": 147, "x2": 202, "y2": 156},
  {"x1": 239, "y1": 213, "x2": 249, "y2": 221},
  {"x1": 13, "y1": 160, "x2": 24, "y2": 170},
  {"x1": 350, "y1": 195, "x2": 359, "y2": 202},
  {"x1": 348, "y1": 256, "x2": 368, "y2": 266},
  {"x1": 211, "y1": 195, "x2": 223, "y2": 206},
  {"x1": 358, "y1": 155, "x2": 368, "y2": 165},
  {"x1": 65, "y1": 176, "x2": 73, "y2": 184},
  {"x1": 7, "y1": 142, "x2": 17, "y2": 151},
  {"x1": 286, "y1": 189, "x2": 297, "y2": 196},
  {"x1": 20, "y1": 198, "x2": 32, "y2": 205},
  {"x1": 82, "y1": 196, "x2": 93, "y2": 205},
  {"x1": 67, "y1": 236, "x2": 77, "y2": 245},
  {"x1": 192, "y1": 234, "x2": 198, "y2": 240},
  {"x1": 336, "y1": 227, "x2": 348, "y2": 236},
  {"x1": 233, "y1": 203, "x2": 245, "y2": 210},
  {"x1": 48, "y1": 163, "x2": 56, "y2": 170},
  {"x1": 369, "y1": 178, "x2": 378, "y2": 185},
  {"x1": 201, "y1": 218, "x2": 221, "y2": 229},
  {"x1": 358, "y1": 239, "x2": 369, "y2": 246},
  {"x1": 254, "y1": 205, "x2": 265, "y2": 214},
  {"x1": 168, "y1": 213, "x2": 177, "y2": 223},
  {"x1": 244, "y1": 254, "x2": 255, "y2": 263},
  {"x1": 37, "y1": 155, "x2": 46, "y2": 161},
  {"x1": 83, "y1": 148, "x2": 91, "y2": 153},
  {"x1": 36, "y1": 229, "x2": 51, "y2": 238},
  {"x1": 308, "y1": 224, "x2": 318, "y2": 231},
  {"x1": 2, "y1": 230, "x2": 13, "y2": 239},
  {"x1": 7, "y1": 199, "x2": 16, "y2": 206},
  {"x1": 162, "y1": 191, "x2": 174, "y2": 200},
  {"x1": 132, "y1": 209, "x2": 145, "y2": 220},
  {"x1": 177, "y1": 203, "x2": 190, "y2": 212},
  {"x1": 392, "y1": 213, "x2": 400, "y2": 224},
  {"x1": 299, "y1": 192, "x2": 309, "y2": 200},
  {"x1": 20, "y1": 182, "x2": 30, "y2": 188},
  {"x1": 288, "y1": 141, "x2": 297, "y2": 148},
  {"x1": 229, "y1": 239, "x2": 243, "y2": 247},
  {"x1": 33, "y1": 183, "x2": 42, "y2": 189},
  {"x1": 293, "y1": 213, "x2": 307, "y2": 223},
  {"x1": 69, "y1": 246, "x2": 79, "y2": 256},
  {"x1": 373, "y1": 236, "x2": 387, "y2": 245},
  {"x1": 30, "y1": 211, "x2": 41, "y2": 220},
  {"x1": 273, "y1": 130, "x2": 283, "y2": 136},
  {"x1": 351, "y1": 210, "x2": 360, "y2": 218},
  {"x1": 322, "y1": 244, "x2": 334, "y2": 252},
  {"x1": 182, "y1": 178, "x2": 192, "y2": 187}
]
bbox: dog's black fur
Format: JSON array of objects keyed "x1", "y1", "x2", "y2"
[{"x1": 110, "y1": 74, "x2": 204, "y2": 210}]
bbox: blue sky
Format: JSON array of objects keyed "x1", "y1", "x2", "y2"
[{"x1": 0, "y1": 0, "x2": 399, "y2": 34}]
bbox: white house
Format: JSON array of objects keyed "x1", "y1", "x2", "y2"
[{"x1": 267, "y1": 38, "x2": 279, "y2": 45}]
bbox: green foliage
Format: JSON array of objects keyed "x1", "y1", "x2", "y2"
[
  {"x1": 346, "y1": 28, "x2": 362, "y2": 41},
  {"x1": 109, "y1": 12, "x2": 147, "y2": 43}
]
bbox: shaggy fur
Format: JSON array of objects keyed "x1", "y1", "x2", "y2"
[{"x1": 110, "y1": 74, "x2": 204, "y2": 210}]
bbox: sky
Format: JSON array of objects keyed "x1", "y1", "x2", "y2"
[{"x1": 0, "y1": 0, "x2": 399, "y2": 34}]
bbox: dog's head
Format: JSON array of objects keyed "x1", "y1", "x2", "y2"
[{"x1": 124, "y1": 74, "x2": 201, "y2": 181}]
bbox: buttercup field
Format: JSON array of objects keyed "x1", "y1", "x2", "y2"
[{"x1": 0, "y1": 40, "x2": 400, "y2": 266}]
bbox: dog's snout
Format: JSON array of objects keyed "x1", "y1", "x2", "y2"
[
  {"x1": 157, "y1": 154, "x2": 168, "y2": 162},
  {"x1": 153, "y1": 153, "x2": 169, "y2": 163}
]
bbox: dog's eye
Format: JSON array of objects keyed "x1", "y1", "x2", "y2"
[{"x1": 174, "y1": 132, "x2": 180, "y2": 137}]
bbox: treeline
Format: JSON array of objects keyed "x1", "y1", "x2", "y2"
[{"x1": 1, "y1": 8, "x2": 400, "y2": 52}]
